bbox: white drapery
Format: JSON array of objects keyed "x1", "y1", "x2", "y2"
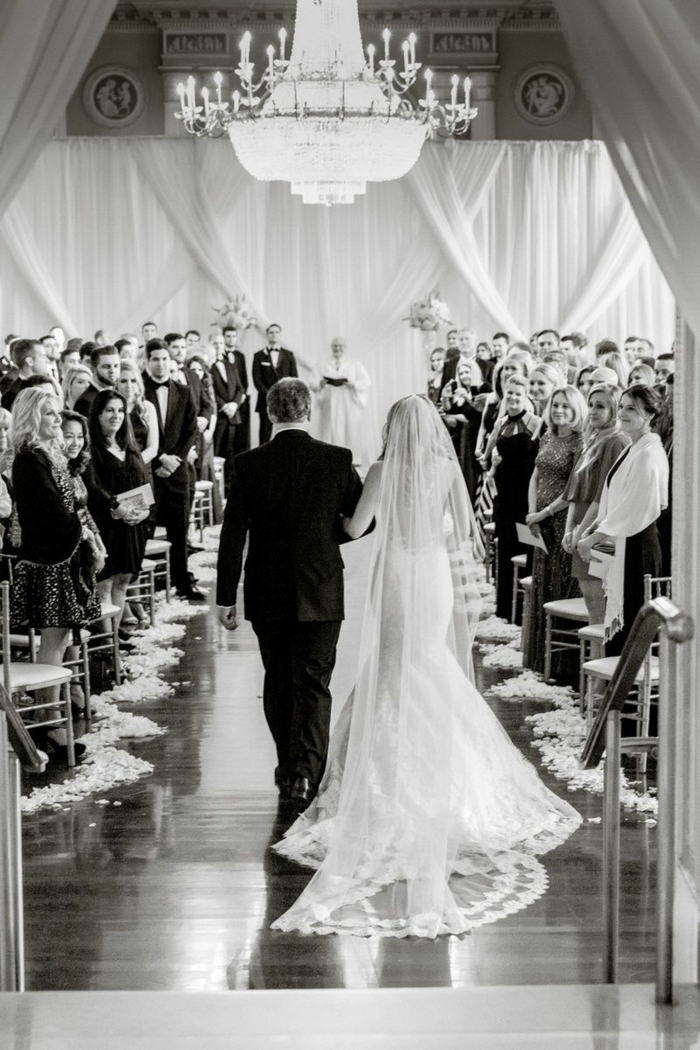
[
  {"x1": 0, "y1": 138, "x2": 673, "y2": 451},
  {"x1": 0, "y1": 0, "x2": 113, "y2": 219},
  {"x1": 557, "y1": 0, "x2": 700, "y2": 340}
]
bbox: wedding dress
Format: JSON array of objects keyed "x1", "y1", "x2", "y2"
[{"x1": 272, "y1": 395, "x2": 581, "y2": 938}]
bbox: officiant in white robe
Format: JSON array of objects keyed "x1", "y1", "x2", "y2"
[{"x1": 310, "y1": 337, "x2": 371, "y2": 465}]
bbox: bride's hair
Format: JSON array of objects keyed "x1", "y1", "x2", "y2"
[{"x1": 379, "y1": 393, "x2": 438, "y2": 460}]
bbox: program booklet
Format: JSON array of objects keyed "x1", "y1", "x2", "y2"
[{"x1": 115, "y1": 483, "x2": 154, "y2": 516}]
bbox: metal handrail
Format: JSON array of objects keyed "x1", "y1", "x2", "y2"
[
  {"x1": 0, "y1": 684, "x2": 47, "y2": 992},
  {"x1": 579, "y1": 596, "x2": 694, "y2": 1004}
]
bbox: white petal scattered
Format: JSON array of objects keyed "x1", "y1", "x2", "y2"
[{"x1": 475, "y1": 615, "x2": 521, "y2": 644}]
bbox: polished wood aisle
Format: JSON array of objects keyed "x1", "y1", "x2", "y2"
[{"x1": 20, "y1": 537, "x2": 657, "y2": 991}]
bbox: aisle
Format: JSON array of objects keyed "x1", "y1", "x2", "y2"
[{"x1": 19, "y1": 540, "x2": 657, "y2": 991}]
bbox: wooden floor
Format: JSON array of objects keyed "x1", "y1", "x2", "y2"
[{"x1": 19, "y1": 536, "x2": 657, "y2": 992}]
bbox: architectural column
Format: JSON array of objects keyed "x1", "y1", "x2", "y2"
[{"x1": 468, "y1": 69, "x2": 498, "y2": 140}]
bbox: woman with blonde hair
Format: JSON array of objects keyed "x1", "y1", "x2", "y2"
[
  {"x1": 62, "y1": 364, "x2": 93, "y2": 410},
  {"x1": 523, "y1": 385, "x2": 587, "y2": 674},
  {"x1": 562, "y1": 384, "x2": 628, "y2": 625},
  {"x1": 116, "y1": 360, "x2": 158, "y2": 464},
  {"x1": 10, "y1": 388, "x2": 102, "y2": 761},
  {"x1": 528, "y1": 362, "x2": 563, "y2": 418}
]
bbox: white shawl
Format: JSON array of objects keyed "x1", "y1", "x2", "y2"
[{"x1": 597, "y1": 431, "x2": 669, "y2": 640}]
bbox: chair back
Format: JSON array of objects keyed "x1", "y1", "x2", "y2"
[{"x1": 0, "y1": 580, "x2": 13, "y2": 697}]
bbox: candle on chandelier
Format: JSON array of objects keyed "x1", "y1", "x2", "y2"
[
  {"x1": 464, "y1": 76, "x2": 471, "y2": 111},
  {"x1": 232, "y1": 90, "x2": 241, "y2": 114},
  {"x1": 408, "y1": 32, "x2": 416, "y2": 66},
  {"x1": 451, "y1": 74, "x2": 459, "y2": 108},
  {"x1": 367, "y1": 43, "x2": 375, "y2": 73},
  {"x1": 201, "y1": 86, "x2": 210, "y2": 117},
  {"x1": 382, "y1": 28, "x2": 391, "y2": 61},
  {"x1": 267, "y1": 45, "x2": 274, "y2": 78},
  {"x1": 279, "y1": 28, "x2": 287, "y2": 62},
  {"x1": 240, "y1": 31, "x2": 251, "y2": 66},
  {"x1": 177, "y1": 82, "x2": 186, "y2": 114},
  {"x1": 214, "y1": 71, "x2": 223, "y2": 108},
  {"x1": 402, "y1": 41, "x2": 410, "y2": 75},
  {"x1": 187, "y1": 76, "x2": 196, "y2": 112}
]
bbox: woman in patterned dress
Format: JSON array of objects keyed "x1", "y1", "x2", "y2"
[
  {"x1": 523, "y1": 385, "x2": 587, "y2": 676},
  {"x1": 10, "y1": 389, "x2": 102, "y2": 759}
]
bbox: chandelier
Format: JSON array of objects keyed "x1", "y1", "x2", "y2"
[{"x1": 175, "y1": 0, "x2": 477, "y2": 206}]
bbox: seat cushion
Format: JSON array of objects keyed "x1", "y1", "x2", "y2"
[
  {"x1": 512, "y1": 554, "x2": 528, "y2": 569},
  {"x1": 145, "y1": 539, "x2": 171, "y2": 555},
  {"x1": 578, "y1": 623, "x2": 605, "y2": 641},
  {"x1": 544, "y1": 598, "x2": 589, "y2": 621},
  {"x1": 583, "y1": 655, "x2": 659, "y2": 683},
  {"x1": 9, "y1": 662, "x2": 72, "y2": 690}
]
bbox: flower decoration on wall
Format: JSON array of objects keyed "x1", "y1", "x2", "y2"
[
  {"x1": 212, "y1": 294, "x2": 258, "y2": 331},
  {"x1": 405, "y1": 290, "x2": 451, "y2": 332}
]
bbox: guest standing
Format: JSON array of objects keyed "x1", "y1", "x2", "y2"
[
  {"x1": 84, "y1": 391, "x2": 151, "y2": 636},
  {"x1": 10, "y1": 389, "x2": 101, "y2": 760},
  {"x1": 562, "y1": 385, "x2": 628, "y2": 625},
  {"x1": 483, "y1": 375, "x2": 542, "y2": 621},
  {"x1": 426, "y1": 347, "x2": 446, "y2": 406},
  {"x1": 440, "y1": 357, "x2": 490, "y2": 502},
  {"x1": 523, "y1": 386, "x2": 587, "y2": 675},
  {"x1": 61, "y1": 364, "x2": 93, "y2": 410},
  {"x1": 116, "y1": 361, "x2": 158, "y2": 465},
  {"x1": 223, "y1": 326, "x2": 250, "y2": 454},
  {"x1": 210, "y1": 332, "x2": 247, "y2": 495},
  {"x1": 74, "y1": 345, "x2": 120, "y2": 417},
  {"x1": 252, "y1": 323, "x2": 298, "y2": 445},
  {"x1": 578, "y1": 385, "x2": 669, "y2": 655}
]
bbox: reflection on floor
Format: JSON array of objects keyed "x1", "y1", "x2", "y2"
[{"x1": 20, "y1": 537, "x2": 657, "y2": 992}]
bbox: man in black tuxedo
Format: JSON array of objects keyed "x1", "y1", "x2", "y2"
[
  {"x1": 211, "y1": 331, "x2": 247, "y2": 495},
  {"x1": 142, "y1": 339, "x2": 204, "y2": 601},
  {"x1": 222, "y1": 326, "x2": 250, "y2": 454},
  {"x1": 216, "y1": 378, "x2": 364, "y2": 810},
  {"x1": 251, "y1": 323, "x2": 298, "y2": 445}
]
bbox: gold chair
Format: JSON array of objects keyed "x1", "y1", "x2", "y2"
[
  {"x1": 543, "y1": 597, "x2": 590, "y2": 682},
  {"x1": 510, "y1": 553, "x2": 528, "y2": 624}
]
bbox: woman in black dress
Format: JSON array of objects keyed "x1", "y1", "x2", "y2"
[
  {"x1": 10, "y1": 389, "x2": 101, "y2": 759},
  {"x1": 483, "y1": 374, "x2": 543, "y2": 621},
  {"x1": 439, "y1": 357, "x2": 491, "y2": 502},
  {"x1": 85, "y1": 390, "x2": 151, "y2": 638},
  {"x1": 116, "y1": 361, "x2": 158, "y2": 465}
]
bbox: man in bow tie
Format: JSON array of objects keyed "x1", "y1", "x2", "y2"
[{"x1": 252, "y1": 323, "x2": 298, "y2": 444}]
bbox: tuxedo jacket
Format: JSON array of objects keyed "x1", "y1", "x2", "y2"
[
  {"x1": 142, "y1": 374, "x2": 197, "y2": 494},
  {"x1": 210, "y1": 357, "x2": 247, "y2": 427},
  {"x1": 216, "y1": 429, "x2": 363, "y2": 621},
  {"x1": 252, "y1": 347, "x2": 298, "y2": 412}
]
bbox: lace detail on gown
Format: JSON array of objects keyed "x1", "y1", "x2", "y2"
[{"x1": 271, "y1": 544, "x2": 581, "y2": 938}]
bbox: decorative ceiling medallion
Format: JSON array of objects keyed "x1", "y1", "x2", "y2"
[
  {"x1": 513, "y1": 63, "x2": 574, "y2": 125},
  {"x1": 82, "y1": 66, "x2": 146, "y2": 128}
]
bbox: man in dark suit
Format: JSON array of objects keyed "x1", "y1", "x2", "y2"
[
  {"x1": 251, "y1": 323, "x2": 298, "y2": 445},
  {"x1": 216, "y1": 378, "x2": 364, "y2": 810},
  {"x1": 210, "y1": 332, "x2": 248, "y2": 496},
  {"x1": 142, "y1": 339, "x2": 204, "y2": 601},
  {"x1": 222, "y1": 326, "x2": 250, "y2": 454},
  {"x1": 74, "y1": 344, "x2": 121, "y2": 417}
]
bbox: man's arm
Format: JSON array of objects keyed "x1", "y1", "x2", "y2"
[
  {"x1": 336, "y1": 458, "x2": 374, "y2": 544},
  {"x1": 252, "y1": 352, "x2": 267, "y2": 396},
  {"x1": 172, "y1": 386, "x2": 198, "y2": 460},
  {"x1": 216, "y1": 460, "x2": 249, "y2": 608},
  {"x1": 288, "y1": 350, "x2": 299, "y2": 378}
]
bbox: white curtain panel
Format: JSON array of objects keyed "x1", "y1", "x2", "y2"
[
  {"x1": 0, "y1": 137, "x2": 674, "y2": 450},
  {"x1": 0, "y1": 0, "x2": 113, "y2": 219},
  {"x1": 556, "y1": 0, "x2": 700, "y2": 339}
]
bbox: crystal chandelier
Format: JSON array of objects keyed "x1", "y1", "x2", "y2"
[{"x1": 176, "y1": 0, "x2": 477, "y2": 206}]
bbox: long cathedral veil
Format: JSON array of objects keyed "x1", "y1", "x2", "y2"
[{"x1": 272, "y1": 395, "x2": 581, "y2": 938}]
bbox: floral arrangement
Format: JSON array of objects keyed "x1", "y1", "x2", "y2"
[
  {"x1": 405, "y1": 290, "x2": 451, "y2": 331},
  {"x1": 212, "y1": 293, "x2": 257, "y2": 331}
]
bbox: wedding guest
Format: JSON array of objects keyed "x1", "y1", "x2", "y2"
[
  {"x1": 475, "y1": 349, "x2": 534, "y2": 463},
  {"x1": 654, "y1": 385, "x2": 674, "y2": 576},
  {"x1": 61, "y1": 409, "x2": 108, "y2": 711},
  {"x1": 578, "y1": 385, "x2": 669, "y2": 655},
  {"x1": 442, "y1": 328, "x2": 484, "y2": 387},
  {"x1": 79, "y1": 341, "x2": 96, "y2": 365},
  {"x1": 186, "y1": 329, "x2": 201, "y2": 349},
  {"x1": 654, "y1": 353, "x2": 675, "y2": 387},
  {"x1": 589, "y1": 365, "x2": 620, "y2": 387},
  {"x1": 74, "y1": 345, "x2": 121, "y2": 417},
  {"x1": 542, "y1": 350, "x2": 569, "y2": 382},
  {"x1": 623, "y1": 335, "x2": 640, "y2": 366},
  {"x1": 252, "y1": 323, "x2": 298, "y2": 444},
  {"x1": 575, "y1": 364, "x2": 597, "y2": 398},
  {"x1": 483, "y1": 374, "x2": 543, "y2": 621},
  {"x1": 427, "y1": 347, "x2": 446, "y2": 406},
  {"x1": 116, "y1": 361, "x2": 158, "y2": 465},
  {"x1": 114, "y1": 336, "x2": 139, "y2": 365},
  {"x1": 598, "y1": 351, "x2": 629, "y2": 388},
  {"x1": 561, "y1": 332, "x2": 590, "y2": 376},
  {"x1": 10, "y1": 389, "x2": 101, "y2": 761},
  {"x1": 1, "y1": 339, "x2": 53, "y2": 410},
  {"x1": 537, "y1": 329, "x2": 561, "y2": 355},
  {"x1": 562, "y1": 384, "x2": 628, "y2": 625},
  {"x1": 223, "y1": 326, "x2": 250, "y2": 453},
  {"x1": 491, "y1": 332, "x2": 510, "y2": 364},
  {"x1": 187, "y1": 355, "x2": 220, "y2": 516},
  {"x1": 528, "y1": 363, "x2": 561, "y2": 417},
  {"x1": 440, "y1": 357, "x2": 490, "y2": 501},
  {"x1": 595, "y1": 339, "x2": 619, "y2": 359},
  {"x1": 59, "y1": 346, "x2": 81, "y2": 378},
  {"x1": 628, "y1": 362, "x2": 656, "y2": 387},
  {"x1": 476, "y1": 341, "x2": 494, "y2": 384},
  {"x1": 142, "y1": 339, "x2": 202, "y2": 600},
  {"x1": 211, "y1": 332, "x2": 247, "y2": 495},
  {"x1": 141, "y1": 321, "x2": 157, "y2": 344},
  {"x1": 309, "y1": 337, "x2": 371, "y2": 466},
  {"x1": 62, "y1": 364, "x2": 93, "y2": 410},
  {"x1": 523, "y1": 386, "x2": 587, "y2": 675},
  {"x1": 84, "y1": 390, "x2": 151, "y2": 638}
]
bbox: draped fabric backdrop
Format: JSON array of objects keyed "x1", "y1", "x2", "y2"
[{"x1": 0, "y1": 138, "x2": 673, "y2": 454}]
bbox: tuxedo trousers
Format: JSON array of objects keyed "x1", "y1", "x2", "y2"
[
  {"x1": 252, "y1": 620, "x2": 342, "y2": 787},
  {"x1": 152, "y1": 479, "x2": 190, "y2": 593}
]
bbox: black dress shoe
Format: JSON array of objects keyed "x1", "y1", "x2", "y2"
[
  {"x1": 179, "y1": 586, "x2": 206, "y2": 601},
  {"x1": 274, "y1": 768, "x2": 291, "y2": 799},
  {"x1": 289, "y1": 776, "x2": 315, "y2": 811}
]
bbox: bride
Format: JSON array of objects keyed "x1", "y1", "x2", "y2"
[{"x1": 272, "y1": 394, "x2": 581, "y2": 938}]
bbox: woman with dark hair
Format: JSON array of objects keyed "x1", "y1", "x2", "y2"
[
  {"x1": 84, "y1": 389, "x2": 151, "y2": 638},
  {"x1": 578, "y1": 384, "x2": 669, "y2": 655},
  {"x1": 440, "y1": 357, "x2": 491, "y2": 501}
]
